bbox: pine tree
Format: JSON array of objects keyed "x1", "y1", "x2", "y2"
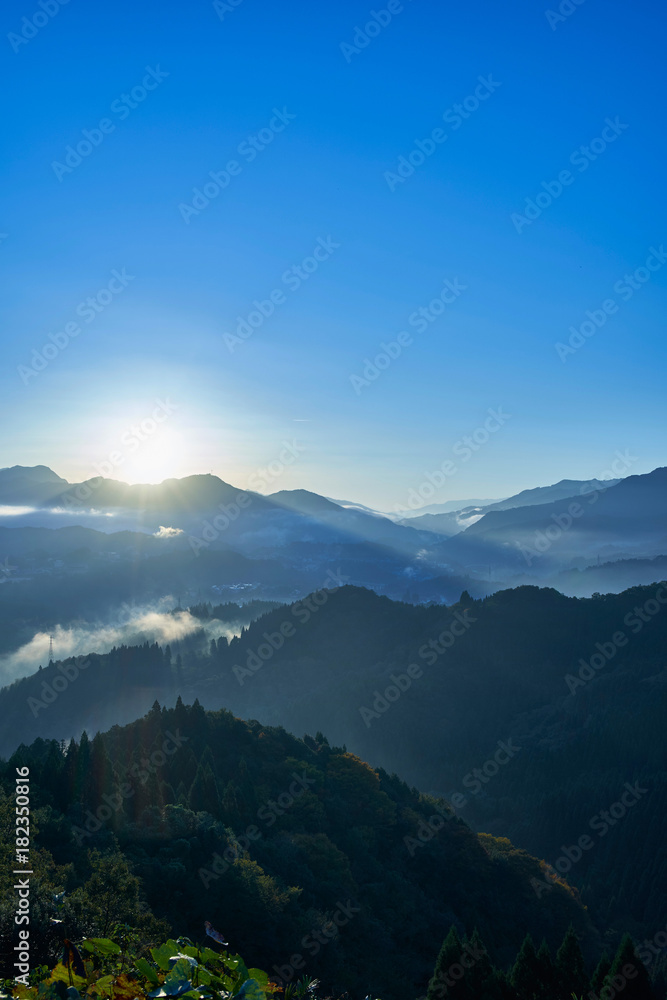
[
  {"x1": 511, "y1": 934, "x2": 541, "y2": 1000},
  {"x1": 590, "y1": 952, "x2": 611, "y2": 997},
  {"x1": 174, "y1": 694, "x2": 188, "y2": 729},
  {"x1": 428, "y1": 925, "x2": 466, "y2": 1000},
  {"x1": 556, "y1": 925, "x2": 588, "y2": 1000},
  {"x1": 188, "y1": 763, "x2": 218, "y2": 813},
  {"x1": 536, "y1": 939, "x2": 557, "y2": 1000},
  {"x1": 85, "y1": 733, "x2": 113, "y2": 811},
  {"x1": 605, "y1": 935, "x2": 653, "y2": 1000},
  {"x1": 463, "y1": 928, "x2": 502, "y2": 1000}
]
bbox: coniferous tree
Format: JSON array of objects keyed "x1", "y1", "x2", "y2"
[
  {"x1": 188, "y1": 762, "x2": 218, "y2": 813},
  {"x1": 556, "y1": 925, "x2": 588, "y2": 999},
  {"x1": 590, "y1": 952, "x2": 612, "y2": 998},
  {"x1": 463, "y1": 928, "x2": 502, "y2": 1000},
  {"x1": 606, "y1": 935, "x2": 654, "y2": 1000},
  {"x1": 86, "y1": 732, "x2": 113, "y2": 809},
  {"x1": 73, "y1": 731, "x2": 92, "y2": 804},
  {"x1": 512, "y1": 934, "x2": 541, "y2": 1000},
  {"x1": 173, "y1": 694, "x2": 188, "y2": 729},
  {"x1": 536, "y1": 939, "x2": 558, "y2": 1000},
  {"x1": 428, "y1": 925, "x2": 465, "y2": 1000}
]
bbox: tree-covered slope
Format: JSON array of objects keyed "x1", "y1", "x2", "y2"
[
  {"x1": 0, "y1": 702, "x2": 598, "y2": 999},
  {"x1": 2, "y1": 582, "x2": 666, "y2": 951}
]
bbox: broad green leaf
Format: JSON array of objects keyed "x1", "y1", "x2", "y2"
[
  {"x1": 151, "y1": 942, "x2": 182, "y2": 972},
  {"x1": 198, "y1": 948, "x2": 222, "y2": 966},
  {"x1": 159, "y1": 960, "x2": 197, "y2": 996},
  {"x1": 180, "y1": 948, "x2": 201, "y2": 961},
  {"x1": 232, "y1": 979, "x2": 265, "y2": 1000},
  {"x1": 89, "y1": 975, "x2": 114, "y2": 997},
  {"x1": 80, "y1": 939, "x2": 122, "y2": 957},
  {"x1": 135, "y1": 958, "x2": 160, "y2": 986}
]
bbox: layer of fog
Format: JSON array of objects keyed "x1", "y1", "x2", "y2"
[
  {"x1": 0, "y1": 598, "x2": 240, "y2": 686},
  {"x1": 0, "y1": 505, "x2": 155, "y2": 534}
]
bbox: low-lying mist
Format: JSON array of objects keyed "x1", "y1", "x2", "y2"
[{"x1": 0, "y1": 597, "x2": 239, "y2": 686}]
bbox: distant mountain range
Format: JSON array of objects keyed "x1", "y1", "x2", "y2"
[
  {"x1": 395, "y1": 478, "x2": 622, "y2": 536},
  {"x1": 1, "y1": 464, "x2": 666, "y2": 675},
  {"x1": 2, "y1": 468, "x2": 666, "y2": 991}
]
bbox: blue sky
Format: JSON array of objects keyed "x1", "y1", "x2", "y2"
[{"x1": 1, "y1": 0, "x2": 665, "y2": 508}]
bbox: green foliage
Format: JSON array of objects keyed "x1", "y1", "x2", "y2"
[
  {"x1": 555, "y1": 926, "x2": 587, "y2": 999},
  {"x1": 0, "y1": 703, "x2": 599, "y2": 1000},
  {"x1": 511, "y1": 934, "x2": 540, "y2": 1000},
  {"x1": 427, "y1": 925, "x2": 660, "y2": 1000},
  {"x1": 604, "y1": 934, "x2": 654, "y2": 1000},
  {"x1": 4, "y1": 931, "x2": 283, "y2": 1000},
  {"x1": 3, "y1": 581, "x2": 667, "y2": 958}
]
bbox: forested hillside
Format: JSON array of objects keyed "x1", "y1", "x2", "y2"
[
  {"x1": 2, "y1": 582, "x2": 666, "y2": 962},
  {"x1": 0, "y1": 703, "x2": 599, "y2": 999}
]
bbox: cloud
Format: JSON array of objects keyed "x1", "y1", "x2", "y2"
[
  {"x1": 154, "y1": 525, "x2": 184, "y2": 538},
  {"x1": 0, "y1": 600, "x2": 239, "y2": 686}
]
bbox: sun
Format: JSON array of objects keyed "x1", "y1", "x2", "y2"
[{"x1": 113, "y1": 428, "x2": 189, "y2": 485}]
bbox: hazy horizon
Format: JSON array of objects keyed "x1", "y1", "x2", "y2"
[{"x1": 0, "y1": 458, "x2": 643, "y2": 512}]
